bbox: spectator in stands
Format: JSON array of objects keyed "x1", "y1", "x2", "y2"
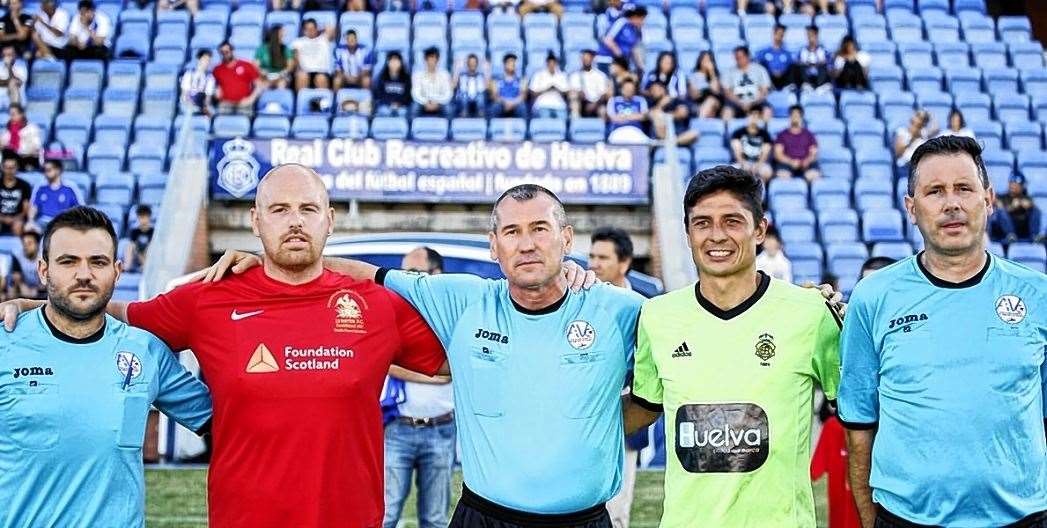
[
  {"x1": 333, "y1": 30, "x2": 373, "y2": 91},
  {"x1": 758, "y1": 25, "x2": 794, "y2": 91},
  {"x1": 860, "y1": 256, "x2": 897, "y2": 279},
  {"x1": 0, "y1": 156, "x2": 30, "y2": 236},
  {"x1": 488, "y1": 54, "x2": 526, "y2": 118},
  {"x1": 642, "y1": 51, "x2": 686, "y2": 99},
  {"x1": 595, "y1": 0, "x2": 622, "y2": 32},
  {"x1": 181, "y1": 50, "x2": 215, "y2": 117},
  {"x1": 723, "y1": 46, "x2": 772, "y2": 121},
  {"x1": 648, "y1": 80, "x2": 697, "y2": 146},
  {"x1": 157, "y1": 0, "x2": 200, "y2": 17},
  {"x1": 756, "y1": 226, "x2": 792, "y2": 282},
  {"x1": 730, "y1": 106, "x2": 774, "y2": 181},
  {"x1": 31, "y1": 0, "x2": 70, "y2": 60},
  {"x1": 597, "y1": 4, "x2": 645, "y2": 73},
  {"x1": 608, "y1": 55, "x2": 634, "y2": 93},
  {"x1": 793, "y1": 25, "x2": 831, "y2": 92},
  {"x1": 64, "y1": 0, "x2": 111, "y2": 61},
  {"x1": 607, "y1": 77, "x2": 648, "y2": 144},
  {"x1": 893, "y1": 109, "x2": 938, "y2": 178},
  {"x1": 454, "y1": 54, "x2": 487, "y2": 118},
  {"x1": 0, "y1": 46, "x2": 27, "y2": 108},
  {"x1": 529, "y1": 52, "x2": 570, "y2": 119},
  {"x1": 686, "y1": 51, "x2": 723, "y2": 119},
  {"x1": 938, "y1": 109, "x2": 974, "y2": 139},
  {"x1": 737, "y1": 0, "x2": 774, "y2": 15},
  {"x1": 214, "y1": 41, "x2": 263, "y2": 116},
  {"x1": 518, "y1": 0, "x2": 564, "y2": 17},
  {"x1": 6, "y1": 229, "x2": 42, "y2": 299},
  {"x1": 373, "y1": 51, "x2": 411, "y2": 118},
  {"x1": 293, "y1": 18, "x2": 336, "y2": 91},
  {"x1": 0, "y1": 0, "x2": 33, "y2": 58},
  {"x1": 124, "y1": 204, "x2": 153, "y2": 272},
  {"x1": 831, "y1": 35, "x2": 870, "y2": 91},
  {"x1": 568, "y1": 49, "x2": 611, "y2": 119},
  {"x1": 255, "y1": 25, "x2": 295, "y2": 90},
  {"x1": 774, "y1": 104, "x2": 821, "y2": 181},
  {"x1": 271, "y1": 0, "x2": 302, "y2": 10},
  {"x1": 29, "y1": 160, "x2": 82, "y2": 229},
  {"x1": 0, "y1": 105, "x2": 40, "y2": 170},
  {"x1": 411, "y1": 47, "x2": 453, "y2": 118},
  {"x1": 990, "y1": 174, "x2": 1043, "y2": 243}
]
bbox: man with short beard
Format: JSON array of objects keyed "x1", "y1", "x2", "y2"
[{"x1": 0, "y1": 206, "x2": 212, "y2": 527}]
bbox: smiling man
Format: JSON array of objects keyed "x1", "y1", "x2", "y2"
[
  {"x1": 839, "y1": 136, "x2": 1047, "y2": 528},
  {"x1": 623, "y1": 165, "x2": 842, "y2": 528}
]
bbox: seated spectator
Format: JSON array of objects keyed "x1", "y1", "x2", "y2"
[
  {"x1": 0, "y1": 0, "x2": 33, "y2": 58},
  {"x1": 755, "y1": 227, "x2": 792, "y2": 282},
  {"x1": 0, "y1": 105, "x2": 41, "y2": 170},
  {"x1": 831, "y1": 35, "x2": 870, "y2": 91},
  {"x1": 860, "y1": 256, "x2": 897, "y2": 279},
  {"x1": 568, "y1": 49, "x2": 611, "y2": 119},
  {"x1": 0, "y1": 46, "x2": 27, "y2": 108},
  {"x1": 730, "y1": 106, "x2": 774, "y2": 181},
  {"x1": 793, "y1": 25, "x2": 830, "y2": 92},
  {"x1": 757, "y1": 25, "x2": 794, "y2": 91},
  {"x1": 938, "y1": 109, "x2": 974, "y2": 139},
  {"x1": 686, "y1": 51, "x2": 723, "y2": 119},
  {"x1": 157, "y1": 0, "x2": 200, "y2": 16},
  {"x1": 488, "y1": 0, "x2": 519, "y2": 11},
  {"x1": 373, "y1": 51, "x2": 411, "y2": 117},
  {"x1": 31, "y1": 0, "x2": 70, "y2": 60},
  {"x1": 6, "y1": 229, "x2": 43, "y2": 299},
  {"x1": 529, "y1": 52, "x2": 570, "y2": 119},
  {"x1": 488, "y1": 53, "x2": 527, "y2": 118},
  {"x1": 990, "y1": 174, "x2": 1043, "y2": 243},
  {"x1": 255, "y1": 25, "x2": 295, "y2": 90},
  {"x1": 124, "y1": 204, "x2": 154, "y2": 272},
  {"x1": 0, "y1": 156, "x2": 31, "y2": 236},
  {"x1": 64, "y1": 0, "x2": 111, "y2": 61},
  {"x1": 411, "y1": 47, "x2": 453, "y2": 117},
  {"x1": 518, "y1": 0, "x2": 564, "y2": 17},
  {"x1": 454, "y1": 54, "x2": 487, "y2": 118},
  {"x1": 606, "y1": 77, "x2": 648, "y2": 144},
  {"x1": 29, "y1": 160, "x2": 82, "y2": 229},
  {"x1": 641, "y1": 51, "x2": 686, "y2": 99},
  {"x1": 648, "y1": 80, "x2": 697, "y2": 146},
  {"x1": 292, "y1": 18, "x2": 336, "y2": 91},
  {"x1": 333, "y1": 29, "x2": 373, "y2": 91},
  {"x1": 596, "y1": 4, "x2": 646, "y2": 73},
  {"x1": 893, "y1": 109, "x2": 938, "y2": 178},
  {"x1": 271, "y1": 0, "x2": 302, "y2": 10},
  {"x1": 737, "y1": 0, "x2": 775, "y2": 15},
  {"x1": 775, "y1": 0, "x2": 845, "y2": 15},
  {"x1": 723, "y1": 46, "x2": 772, "y2": 121},
  {"x1": 608, "y1": 55, "x2": 633, "y2": 93},
  {"x1": 214, "y1": 41, "x2": 263, "y2": 116},
  {"x1": 774, "y1": 105, "x2": 821, "y2": 181},
  {"x1": 180, "y1": 49, "x2": 215, "y2": 116}
]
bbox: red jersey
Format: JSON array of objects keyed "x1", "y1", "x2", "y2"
[
  {"x1": 127, "y1": 268, "x2": 445, "y2": 528},
  {"x1": 212, "y1": 59, "x2": 259, "y2": 103},
  {"x1": 811, "y1": 417, "x2": 861, "y2": 528}
]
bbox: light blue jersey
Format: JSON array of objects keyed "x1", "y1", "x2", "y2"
[
  {"x1": 0, "y1": 308, "x2": 212, "y2": 528},
  {"x1": 838, "y1": 253, "x2": 1047, "y2": 527},
  {"x1": 381, "y1": 269, "x2": 644, "y2": 514}
]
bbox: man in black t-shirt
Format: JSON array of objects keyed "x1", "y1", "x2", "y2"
[
  {"x1": 0, "y1": 0, "x2": 34, "y2": 57},
  {"x1": 730, "y1": 105, "x2": 773, "y2": 181},
  {"x1": 0, "y1": 156, "x2": 31, "y2": 235}
]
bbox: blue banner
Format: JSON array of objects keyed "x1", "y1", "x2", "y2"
[{"x1": 210, "y1": 138, "x2": 650, "y2": 205}]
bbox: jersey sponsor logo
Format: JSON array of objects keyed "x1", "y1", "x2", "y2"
[
  {"x1": 246, "y1": 344, "x2": 280, "y2": 373},
  {"x1": 995, "y1": 295, "x2": 1026, "y2": 324},
  {"x1": 12, "y1": 366, "x2": 53, "y2": 378},
  {"x1": 231, "y1": 309, "x2": 264, "y2": 321},
  {"x1": 474, "y1": 328, "x2": 509, "y2": 344},
  {"x1": 283, "y1": 345, "x2": 354, "y2": 371},
  {"x1": 116, "y1": 352, "x2": 143, "y2": 379},
  {"x1": 566, "y1": 320, "x2": 596, "y2": 350},
  {"x1": 675, "y1": 403, "x2": 769, "y2": 473},
  {"x1": 671, "y1": 342, "x2": 691, "y2": 358},
  {"x1": 754, "y1": 333, "x2": 775, "y2": 366},
  {"x1": 328, "y1": 290, "x2": 368, "y2": 334},
  {"x1": 887, "y1": 313, "x2": 928, "y2": 333}
]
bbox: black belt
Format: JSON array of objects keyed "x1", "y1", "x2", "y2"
[
  {"x1": 877, "y1": 505, "x2": 1047, "y2": 528},
  {"x1": 395, "y1": 411, "x2": 454, "y2": 427}
]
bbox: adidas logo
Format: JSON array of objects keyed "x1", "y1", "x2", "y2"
[{"x1": 672, "y1": 342, "x2": 692, "y2": 358}]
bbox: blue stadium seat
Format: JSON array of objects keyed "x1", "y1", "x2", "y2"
[
  {"x1": 69, "y1": 60, "x2": 105, "y2": 91},
  {"x1": 340, "y1": 12, "x2": 375, "y2": 48},
  {"x1": 959, "y1": 11, "x2": 995, "y2": 43},
  {"x1": 528, "y1": 118, "x2": 566, "y2": 142},
  {"x1": 854, "y1": 176, "x2": 894, "y2": 211},
  {"x1": 765, "y1": 90, "x2": 796, "y2": 118},
  {"x1": 140, "y1": 88, "x2": 176, "y2": 117},
  {"x1": 371, "y1": 116, "x2": 409, "y2": 140},
  {"x1": 93, "y1": 113, "x2": 131, "y2": 146},
  {"x1": 776, "y1": 208, "x2": 816, "y2": 245},
  {"x1": 106, "y1": 61, "x2": 142, "y2": 91},
  {"x1": 94, "y1": 172, "x2": 135, "y2": 206},
  {"x1": 291, "y1": 116, "x2": 330, "y2": 139},
  {"x1": 257, "y1": 89, "x2": 294, "y2": 116},
  {"x1": 870, "y1": 65, "x2": 904, "y2": 93},
  {"x1": 970, "y1": 121, "x2": 1003, "y2": 151},
  {"x1": 266, "y1": 11, "x2": 301, "y2": 43},
  {"x1": 786, "y1": 242, "x2": 824, "y2": 284},
  {"x1": 296, "y1": 89, "x2": 334, "y2": 116},
  {"x1": 692, "y1": 118, "x2": 725, "y2": 148},
  {"x1": 87, "y1": 142, "x2": 126, "y2": 175},
  {"x1": 569, "y1": 118, "x2": 605, "y2": 143},
  {"x1": 450, "y1": 118, "x2": 486, "y2": 141},
  {"x1": 917, "y1": 0, "x2": 948, "y2": 14},
  {"x1": 848, "y1": 120, "x2": 888, "y2": 153},
  {"x1": 414, "y1": 11, "x2": 449, "y2": 52},
  {"x1": 953, "y1": 0, "x2": 986, "y2": 13},
  {"x1": 213, "y1": 115, "x2": 251, "y2": 138},
  {"x1": 997, "y1": 16, "x2": 1031, "y2": 43},
  {"x1": 944, "y1": 68, "x2": 981, "y2": 94},
  {"x1": 1005, "y1": 121, "x2": 1043, "y2": 153},
  {"x1": 252, "y1": 115, "x2": 291, "y2": 138},
  {"x1": 864, "y1": 41, "x2": 897, "y2": 67},
  {"x1": 800, "y1": 91, "x2": 836, "y2": 121},
  {"x1": 811, "y1": 178, "x2": 851, "y2": 212},
  {"x1": 1022, "y1": 70, "x2": 1047, "y2": 99},
  {"x1": 908, "y1": 67, "x2": 943, "y2": 95},
  {"x1": 954, "y1": 92, "x2": 991, "y2": 123},
  {"x1": 489, "y1": 118, "x2": 526, "y2": 142},
  {"x1": 862, "y1": 209, "x2": 904, "y2": 242},
  {"x1": 969, "y1": 41, "x2": 1007, "y2": 70},
  {"x1": 988, "y1": 241, "x2": 1006, "y2": 257},
  {"x1": 887, "y1": 12, "x2": 923, "y2": 43},
  {"x1": 993, "y1": 93, "x2": 1030, "y2": 124},
  {"x1": 1007, "y1": 243, "x2": 1046, "y2": 271},
  {"x1": 115, "y1": 30, "x2": 150, "y2": 59},
  {"x1": 878, "y1": 91, "x2": 915, "y2": 126},
  {"x1": 95, "y1": 204, "x2": 127, "y2": 235},
  {"x1": 133, "y1": 115, "x2": 171, "y2": 146},
  {"x1": 855, "y1": 16, "x2": 889, "y2": 48},
  {"x1": 826, "y1": 241, "x2": 869, "y2": 289},
  {"x1": 144, "y1": 62, "x2": 179, "y2": 91},
  {"x1": 54, "y1": 113, "x2": 91, "y2": 147},
  {"x1": 983, "y1": 68, "x2": 1020, "y2": 95},
  {"x1": 63, "y1": 88, "x2": 99, "y2": 118},
  {"x1": 128, "y1": 143, "x2": 167, "y2": 175},
  {"x1": 915, "y1": 91, "x2": 952, "y2": 126},
  {"x1": 411, "y1": 117, "x2": 449, "y2": 141},
  {"x1": 101, "y1": 88, "x2": 139, "y2": 119},
  {"x1": 819, "y1": 208, "x2": 860, "y2": 243},
  {"x1": 156, "y1": 9, "x2": 190, "y2": 35},
  {"x1": 693, "y1": 146, "x2": 730, "y2": 170},
  {"x1": 983, "y1": 150, "x2": 1016, "y2": 190},
  {"x1": 819, "y1": 149, "x2": 854, "y2": 180},
  {"x1": 153, "y1": 32, "x2": 188, "y2": 65},
  {"x1": 872, "y1": 241, "x2": 913, "y2": 260},
  {"x1": 1009, "y1": 42, "x2": 1045, "y2": 70},
  {"x1": 707, "y1": 13, "x2": 740, "y2": 44},
  {"x1": 923, "y1": 13, "x2": 959, "y2": 45},
  {"x1": 768, "y1": 178, "x2": 808, "y2": 211},
  {"x1": 331, "y1": 116, "x2": 369, "y2": 139},
  {"x1": 230, "y1": 6, "x2": 266, "y2": 28},
  {"x1": 898, "y1": 41, "x2": 933, "y2": 69},
  {"x1": 932, "y1": 42, "x2": 969, "y2": 69},
  {"x1": 840, "y1": 91, "x2": 876, "y2": 121}
]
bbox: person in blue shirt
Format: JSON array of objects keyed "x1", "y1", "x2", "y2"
[
  {"x1": 333, "y1": 29, "x2": 373, "y2": 91},
  {"x1": 607, "y1": 77, "x2": 650, "y2": 145},
  {"x1": 29, "y1": 160, "x2": 83, "y2": 229},
  {"x1": 757, "y1": 24, "x2": 794, "y2": 91},
  {"x1": 488, "y1": 53, "x2": 527, "y2": 118},
  {"x1": 597, "y1": 4, "x2": 646, "y2": 73},
  {"x1": 839, "y1": 136, "x2": 1047, "y2": 528},
  {"x1": 0, "y1": 206, "x2": 212, "y2": 528},
  {"x1": 453, "y1": 53, "x2": 487, "y2": 118}
]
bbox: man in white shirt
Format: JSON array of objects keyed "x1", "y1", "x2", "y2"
[
  {"x1": 0, "y1": 46, "x2": 27, "y2": 108},
  {"x1": 411, "y1": 47, "x2": 452, "y2": 118},
  {"x1": 64, "y1": 0, "x2": 110, "y2": 60},
  {"x1": 722, "y1": 45, "x2": 772, "y2": 121},
  {"x1": 529, "y1": 52, "x2": 570, "y2": 119},
  {"x1": 292, "y1": 18, "x2": 335, "y2": 91},
  {"x1": 893, "y1": 109, "x2": 938, "y2": 180},
  {"x1": 31, "y1": 0, "x2": 69, "y2": 60},
  {"x1": 180, "y1": 49, "x2": 215, "y2": 117},
  {"x1": 569, "y1": 49, "x2": 612, "y2": 119},
  {"x1": 754, "y1": 227, "x2": 792, "y2": 283}
]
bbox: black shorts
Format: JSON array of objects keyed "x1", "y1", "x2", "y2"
[
  {"x1": 449, "y1": 486, "x2": 611, "y2": 528},
  {"x1": 876, "y1": 505, "x2": 1047, "y2": 528}
]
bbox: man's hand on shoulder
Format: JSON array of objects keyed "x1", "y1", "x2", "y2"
[
  {"x1": 1, "y1": 298, "x2": 43, "y2": 332},
  {"x1": 562, "y1": 260, "x2": 598, "y2": 292},
  {"x1": 802, "y1": 281, "x2": 847, "y2": 319},
  {"x1": 197, "y1": 250, "x2": 262, "y2": 283}
]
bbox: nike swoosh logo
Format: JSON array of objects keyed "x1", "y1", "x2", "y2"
[{"x1": 231, "y1": 310, "x2": 264, "y2": 321}]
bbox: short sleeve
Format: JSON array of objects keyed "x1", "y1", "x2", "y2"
[
  {"x1": 387, "y1": 289, "x2": 446, "y2": 377},
  {"x1": 812, "y1": 301, "x2": 842, "y2": 400},
  {"x1": 630, "y1": 306, "x2": 662, "y2": 411},
  {"x1": 614, "y1": 290, "x2": 644, "y2": 369},
  {"x1": 126, "y1": 282, "x2": 203, "y2": 351},
  {"x1": 151, "y1": 338, "x2": 213, "y2": 434},
  {"x1": 837, "y1": 292, "x2": 881, "y2": 429},
  {"x1": 379, "y1": 269, "x2": 486, "y2": 346}
]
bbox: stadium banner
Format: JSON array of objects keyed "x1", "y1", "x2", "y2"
[{"x1": 210, "y1": 137, "x2": 650, "y2": 205}]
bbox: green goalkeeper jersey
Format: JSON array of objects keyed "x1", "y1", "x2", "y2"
[{"x1": 632, "y1": 273, "x2": 842, "y2": 528}]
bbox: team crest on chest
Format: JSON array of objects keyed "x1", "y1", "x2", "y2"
[
  {"x1": 754, "y1": 333, "x2": 775, "y2": 366},
  {"x1": 995, "y1": 295, "x2": 1026, "y2": 324},
  {"x1": 566, "y1": 320, "x2": 596, "y2": 350},
  {"x1": 116, "y1": 352, "x2": 143, "y2": 379},
  {"x1": 328, "y1": 290, "x2": 369, "y2": 333}
]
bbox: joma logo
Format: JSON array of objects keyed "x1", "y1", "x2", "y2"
[
  {"x1": 474, "y1": 328, "x2": 509, "y2": 344},
  {"x1": 888, "y1": 313, "x2": 928, "y2": 331},
  {"x1": 13, "y1": 366, "x2": 54, "y2": 378}
]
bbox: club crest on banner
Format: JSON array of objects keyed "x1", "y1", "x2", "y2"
[{"x1": 217, "y1": 138, "x2": 261, "y2": 198}]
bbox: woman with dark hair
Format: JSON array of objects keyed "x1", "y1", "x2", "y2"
[
  {"x1": 830, "y1": 35, "x2": 870, "y2": 90},
  {"x1": 254, "y1": 25, "x2": 295, "y2": 89},
  {"x1": 372, "y1": 51, "x2": 412, "y2": 117},
  {"x1": 641, "y1": 51, "x2": 686, "y2": 99},
  {"x1": 686, "y1": 51, "x2": 723, "y2": 118},
  {"x1": 938, "y1": 108, "x2": 974, "y2": 139}
]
